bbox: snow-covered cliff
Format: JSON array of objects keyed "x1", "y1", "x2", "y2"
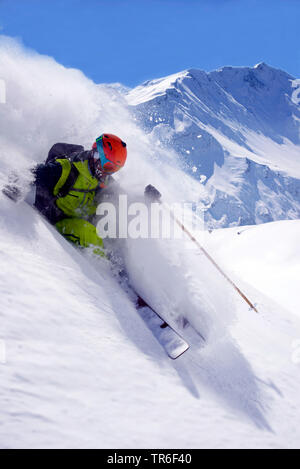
[{"x1": 127, "y1": 64, "x2": 300, "y2": 227}]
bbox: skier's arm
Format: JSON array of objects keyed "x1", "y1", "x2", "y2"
[{"x1": 32, "y1": 161, "x2": 63, "y2": 194}]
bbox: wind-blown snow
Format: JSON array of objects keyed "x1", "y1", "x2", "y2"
[{"x1": 1, "y1": 37, "x2": 300, "y2": 449}]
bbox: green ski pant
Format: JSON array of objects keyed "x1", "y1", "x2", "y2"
[{"x1": 55, "y1": 218, "x2": 105, "y2": 257}]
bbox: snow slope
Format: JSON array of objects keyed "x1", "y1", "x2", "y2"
[
  {"x1": 127, "y1": 64, "x2": 300, "y2": 227},
  {"x1": 1, "y1": 37, "x2": 300, "y2": 449},
  {"x1": 1, "y1": 195, "x2": 300, "y2": 449}
]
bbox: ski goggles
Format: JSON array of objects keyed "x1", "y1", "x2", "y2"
[{"x1": 96, "y1": 135, "x2": 120, "y2": 174}]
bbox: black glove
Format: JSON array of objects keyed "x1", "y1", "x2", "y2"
[{"x1": 144, "y1": 184, "x2": 162, "y2": 203}]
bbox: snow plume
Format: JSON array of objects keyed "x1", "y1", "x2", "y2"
[
  {"x1": 0, "y1": 36, "x2": 233, "y2": 336},
  {"x1": 0, "y1": 35, "x2": 135, "y2": 185},
  {"x1": 0, "y1": 35, "x2": 199, "y2": 199}
]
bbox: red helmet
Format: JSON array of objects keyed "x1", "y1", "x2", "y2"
[{"x1": 93, "y1": 134, "x2": 127, "y2": 174}]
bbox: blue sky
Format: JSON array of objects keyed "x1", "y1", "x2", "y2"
[{"x1": 0, "y1": 0, "x2": 299, "y2": 87}]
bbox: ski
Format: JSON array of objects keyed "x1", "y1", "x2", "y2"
[{"x1": 136, "y1": 297, "x2": 190, "y2": 359}]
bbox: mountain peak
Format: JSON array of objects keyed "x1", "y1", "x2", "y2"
[
  {"x1": 127, "y1": 64, "x2": 296, "y2": 107},
  {"x1": 126, "y1": 70, "x2": 189, "y2": 105},
  {"x1": 254, "y1": 61, "x2": 269, "y2": 70}
]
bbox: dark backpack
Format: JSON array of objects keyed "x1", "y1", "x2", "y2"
[{"x1": 46, "y1": 143, "x2": 84, "y2": 164}]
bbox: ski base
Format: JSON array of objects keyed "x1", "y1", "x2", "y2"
[{"x1": 136, "y1": 298, "x2": 190, "y2": 359}]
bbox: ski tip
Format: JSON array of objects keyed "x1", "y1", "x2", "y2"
[{"x1": 168, "y1": 344, "x2": 190, "y2": 360}]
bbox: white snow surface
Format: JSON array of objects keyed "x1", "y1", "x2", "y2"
[{"x1": 1, "y1": 37, "x2": 300, "y2": 449}]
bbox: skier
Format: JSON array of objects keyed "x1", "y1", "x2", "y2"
[
  {"x1": 3, "y1": 134, "x2": 127, "y2": 256},
  {"x1": 2, "y1": 140, "x2": 193, "y2": 358},
  {"x1": 34, "y1": 134, "x2": 127, "y2": 255}
]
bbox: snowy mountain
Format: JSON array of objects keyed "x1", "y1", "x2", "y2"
[
  {"x1": 126, "y1": 64, "x2": 300, "y2": 227},
  {"x1": 1, "y1": 37, "x2": 300, "y2": 449}
]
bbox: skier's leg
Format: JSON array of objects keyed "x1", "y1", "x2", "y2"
[{"x1": 55, "y1": 218, "x2": 105, "y2": 257}]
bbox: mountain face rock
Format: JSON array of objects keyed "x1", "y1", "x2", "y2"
[{"x1": 126, "y1": 64, "x2": 300, "y2": 227}]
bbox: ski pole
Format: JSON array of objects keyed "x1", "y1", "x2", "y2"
[
  {"x1": 144, "y1": 184, "x2": 258, "y2": 313},
  {"x1": 165, "y1": 204, "x2": 258, "y2": 313}
]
